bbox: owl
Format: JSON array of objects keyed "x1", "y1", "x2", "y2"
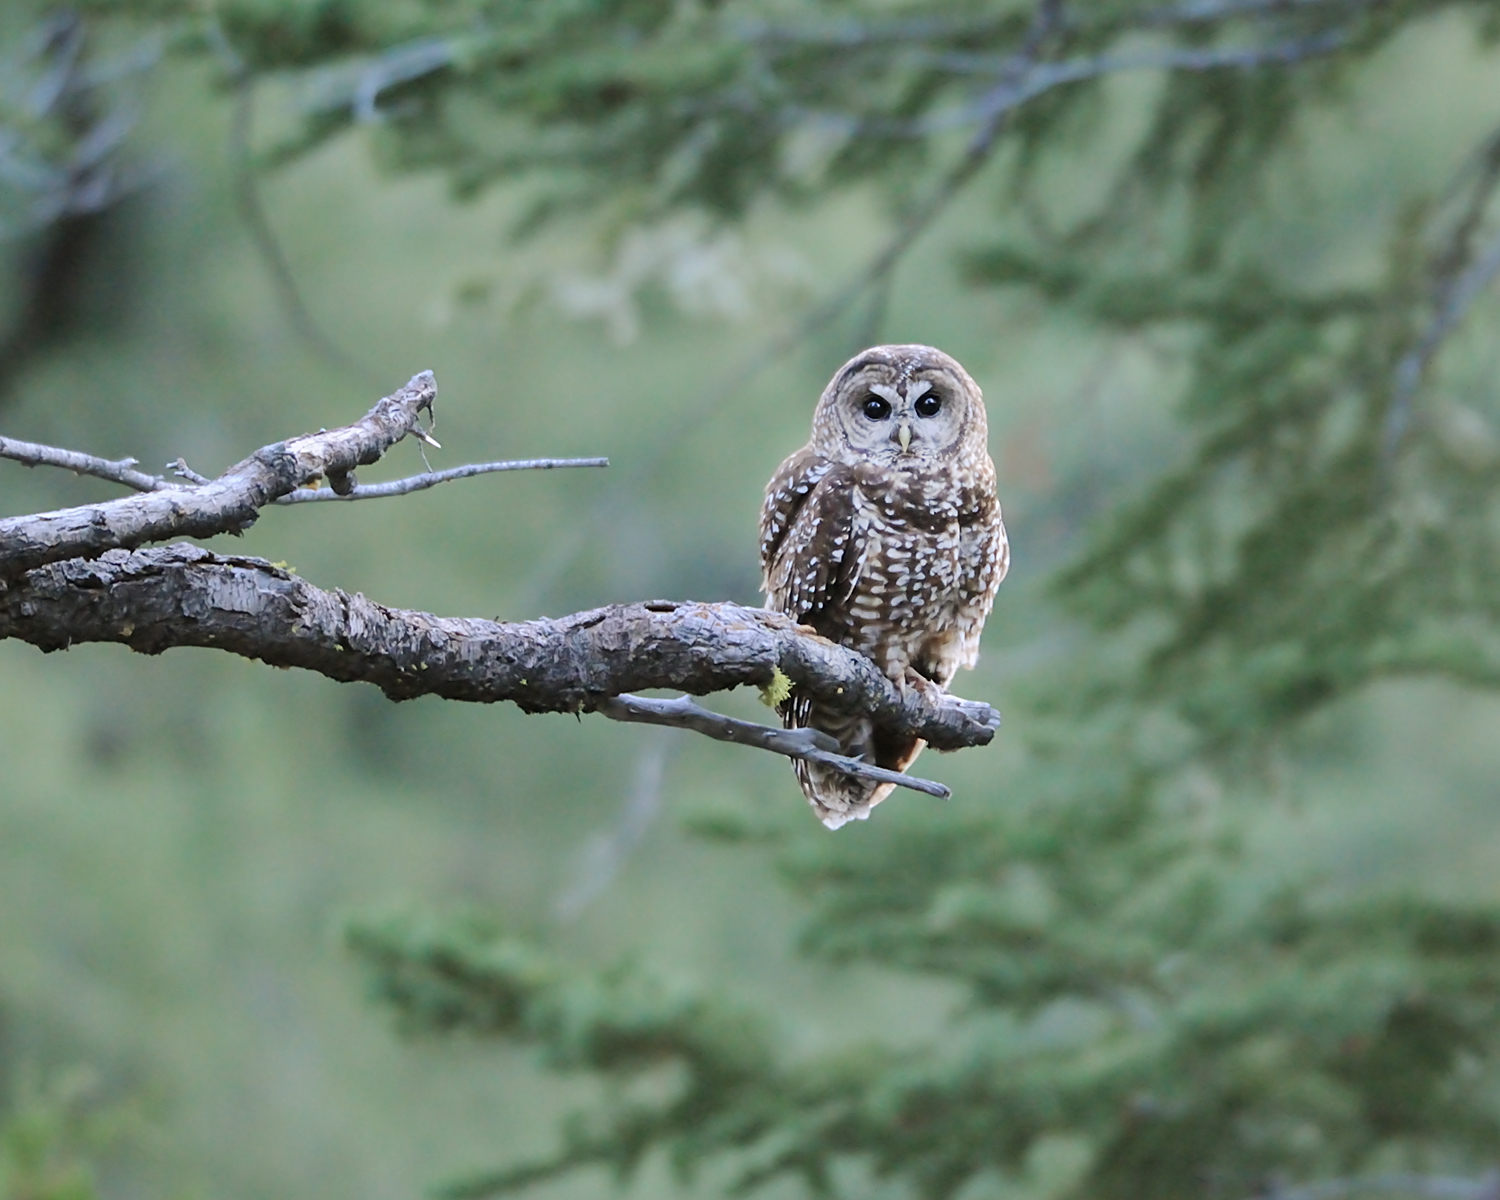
[{"x1": 759, "y1": 344, "x2": 1008, "y2": 829}]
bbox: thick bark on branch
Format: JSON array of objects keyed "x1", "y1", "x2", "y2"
[{"x1": 0, "y1": 544, "x2": 1000, "y2": 753}]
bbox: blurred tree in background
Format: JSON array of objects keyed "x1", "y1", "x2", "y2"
[{"x1": 7, "y1": 1, "x2": 1500, "y2": 1199}]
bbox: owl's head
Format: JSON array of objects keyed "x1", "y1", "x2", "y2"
[{"x1": 810, "y1": 344, "x2": 986, "y2": 468}]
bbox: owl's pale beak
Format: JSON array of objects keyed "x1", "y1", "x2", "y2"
[{"x1": 897, "y1": 422, "x2": 912, "y2": 452}]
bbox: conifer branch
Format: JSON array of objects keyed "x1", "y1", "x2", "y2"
[
  {"x1": 1386, "y1": 125, "x2": 1500, "y2": 458},
  {"x1": 908, "y1": 31, "x2": 1351, "y2": 135},
  {"x1": 1251, "y1": 1171, "x2": 1500, "y2": 1200},
  {"x1": 206, "y1": 17, "x2": 377, "y2": 385},
  {"x1": 1137, "y1": 0, "x2": 1386, "y2": 26},
  {"x1": 1385, "y1": 224, "x2": 1500, "y2": 457}
]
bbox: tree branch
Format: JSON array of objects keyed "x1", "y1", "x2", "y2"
[
  {"x1": 1384, "y1": 125, "x2": 1500, "y2": 459},
  {"x1": 0, "y1": 370, "x2": 445, "y2": 576},
  {"x1": 0, "y1": 545, "x2": 1000, "y2": 761},
  {"x1": 204, "y1": 17, "x2": 378, "y2": 385},
  {"x1": 1, "y1": 433, "x2": 608, "y2": 501},
  {"x1": 1384, "y1": 224, "x2": 1500, "y2": 457},
  {"x1": 1137, "y1": 0, "x2": 1385, "y2": 28},
  {"x1": 1250, "y1": 1171, "x2": 1500, "y2": 1200},
  {"x1": 598, "y1": 693, "x2": 954, "y2": 798},
  {"x1": 0, "y1": 434, "x2": 166, "y2": 492},
  {"x1": 919, "y1": 32, "x2": 1350, "y2": 135},
  {"x1": 302, "y1": 36, "x2": 458, "y2": 123},
  {"x1": 275, "y1": 457, "x2": 609, "y2": 503}
]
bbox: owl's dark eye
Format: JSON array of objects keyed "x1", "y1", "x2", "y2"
[
  {"x1": 914, "y1": 393, "x2": 942, "y2": 418},
  {"x1": 862, "y1": 395, "x2": 892, "y2": 420}
]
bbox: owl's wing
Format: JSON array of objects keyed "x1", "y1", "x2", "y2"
[
  {"x1": 953, "y1": 502, "x2": 1010, "y2": 671},
  {"x1": 759, "y1": 450, "x2": 858, "y2": 624}
]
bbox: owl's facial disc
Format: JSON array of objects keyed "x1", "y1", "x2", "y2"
[
  {"x1": 811, "y1": 345, "x2": 986, "y2": 471},
  {"x1": 838, "y1": 376, "x2": 961, "y2": 462}
]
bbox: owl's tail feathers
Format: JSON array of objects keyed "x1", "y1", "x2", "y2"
[{"x1": 782, "y1": 695, "x2": 925, "y2": 830}]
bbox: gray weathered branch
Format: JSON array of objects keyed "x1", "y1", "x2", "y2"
[
  {"x1": 0, "y1": 545, "x2": 1000, "y2": 764},
  {"x1": 598, "y1": 693, "x2": 954, "y2": 798},
  {"x1": 0, "y1": 433, "x2": 165, "y2": 491},
  {"x1": 3, "y1": 434, "x2": 607, "y2": 502},
  {"x1": 276, "y1": 457, "x2": 610, "y2": 502},
  {"x1": 920, "y1": 32, "x2": 1350, "y2": 135},
  {"x1": 0, "y1": 371, "x2": 447, "y2": 576}
]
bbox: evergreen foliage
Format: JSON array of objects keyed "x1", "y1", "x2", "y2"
[
  {"x1": 15, "y1": 0, "x2": 1500, "y2": 1196},
  {"x1": 351, "y1": 774, "x2": 1500, "y2": 1197}
]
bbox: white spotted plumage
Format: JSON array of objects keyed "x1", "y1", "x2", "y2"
[{"x1": 760, "y1": 344, "x2": 1009, "y2": 829}]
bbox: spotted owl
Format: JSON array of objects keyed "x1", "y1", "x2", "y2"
[{"x1": 759, "y1": 344, "x2": 1009, "y2": 829}]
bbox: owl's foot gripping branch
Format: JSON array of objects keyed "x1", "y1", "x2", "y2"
[{"x1": 0, "y1": 373, "x2": 999, "y2": 806}]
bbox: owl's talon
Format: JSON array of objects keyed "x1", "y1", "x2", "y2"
[{"x1": 901, "y1": 667, "x2": 942, "y2": 700}]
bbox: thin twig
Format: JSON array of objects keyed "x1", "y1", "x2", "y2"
[
  {"x1": 736, "y1": 0, "x2": 1378, "y2": 43},
  {"x1": 1385, "y1": 226, "x2": 1500, "y2": 459},
  {"x1": 300, "y1": 36, "x2": 457, "y2": 121},
  {"x1": 1380, "y1": 122, "x2": 1500, "y2": 460},
  {"x1": 0, "y1": 433, "x2": 606, "y2": 503},
  {"x1": 732, "y1": 15, "x2": 1010, "y2": 47},
  {"x1": 0, "y1": 434, "x2": 167, "y2": 491},
  {"x1": 169, "y1": 457, "x2": 211, "y2": 485},
  {"x1": 205, "y1": 18, "x2": 379, "y2": 386},
  {"x1": 1136, "y1": 0, "x2": 1385, "y2": 27},
  {"x1": 916, "y1": 32, "x2": 1349, "y2": 136},
  {"x1": 554, "y1": 730, "x2": 673, "y2": 920},
  {"x1": 597, "y1": 693, "x2": 953, "y2": 799},
  {"x1": 275, "y1": 457, "x2": 609, "y2": 503}
]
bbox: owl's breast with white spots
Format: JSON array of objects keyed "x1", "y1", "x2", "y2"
[{"x1": 835, "y1": 466, "x2": 971, "y2": 672}]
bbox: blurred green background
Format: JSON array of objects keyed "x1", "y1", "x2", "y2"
[{"x1": 4, "y1": 5, "x2": 1500, "y2": 1198}]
